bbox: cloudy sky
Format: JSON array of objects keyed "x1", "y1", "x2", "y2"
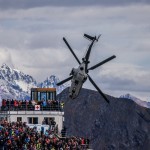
[{"x1": 0, "y1": 0, "x2": 150, "y2": 101}]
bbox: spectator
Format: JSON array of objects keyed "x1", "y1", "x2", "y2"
[
  {"x1": 14, "y1": 99, "x2": 18, "y2": 110},
  {"x1": 6, "y1": 99, "x2": 9, "y2": 110},
  {"x1": 11, "y1": 99, "x2": 14, "y2": 110},
  {"x1": 60, "y1": 101, "x2": 64, "y2": 110},
  {"x1": 1, "y1": 99, "x2": 63, "y2": 112},
  {"x1": 42, "y1": 119, "x2": 46, "y2": 125},
  {"x1": 18, "y1": 100, "x2": 22, "y2": 110},
  {"x1": 42, "y1": 100, "x2": 47, "y2": 110},
  {"x1": 2, "y1": 99, "x2": 6, "y2": 110},
  {"x1": 0, "y1": 120, "x2": 90, "y2": 149}
]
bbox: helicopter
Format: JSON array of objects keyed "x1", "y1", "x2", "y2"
[{"x1": 57, "y1": 34, "x2": 116, "y2": 103}]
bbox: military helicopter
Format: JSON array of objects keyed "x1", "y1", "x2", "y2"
[{"x1": 57, "y1": 34, "x2": 116, "y2": 103}]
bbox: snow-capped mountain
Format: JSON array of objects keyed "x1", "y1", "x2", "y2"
[
  {"x1": 39, "y1": 75, "x2": 67, "y2": 94},
  {"x1": 0, "y1": 64, "x2": 67, "y2": 100},
  {"x1": 120, "y1": 93, "x2": 150, "y2": 108}
]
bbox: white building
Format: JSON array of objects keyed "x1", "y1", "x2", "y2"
[
  {"x1": 0, "y1": 88, "x2": 64, "y2": 133},
  {"x1": 3, "y1": 110, "x2": 64, "y2": 133}
]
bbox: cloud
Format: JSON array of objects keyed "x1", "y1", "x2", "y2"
[
  {"x1": 101, "y1": 65, "x2": 150, "y2": 91},
  {"x1": 3, "y1": 47, "x2": 76, "y2": 82},
  {"x1": 84, "y1": 63, "x2": 150, "y2": 101},
  {"x1": 0, "y1": 0, "x2": 149, "y2": 10},
  {"x1": 0, "y1": 48, "x2": 14, "y2": 68},
  {"x1": 0, "y1": 4, "x2": 150, "y2": 101},
  {"x1": 0, "y1": 4, "x2": 150, "y2": 55}
]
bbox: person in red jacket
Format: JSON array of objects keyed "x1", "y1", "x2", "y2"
[
  {"x1": 14, "y1": 100, "x2": 18, "y2": 110},
  {"x1": 2, "y1": 99, "x2": 6, "y2": 110}
]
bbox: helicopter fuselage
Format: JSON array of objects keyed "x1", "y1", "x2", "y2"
[{"x1": 69, "y1": 63, "x2": 88, "y2": 99}]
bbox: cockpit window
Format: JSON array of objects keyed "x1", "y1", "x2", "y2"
[{"x1": 80, "y1": 67, "x2": 84, "y2": 70}]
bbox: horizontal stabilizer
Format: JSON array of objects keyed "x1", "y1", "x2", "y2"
[{"x1": 84, "y1": 34, "x2": 96, "y2": 41}]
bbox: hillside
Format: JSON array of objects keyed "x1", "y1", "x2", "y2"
[{"x1": 57, "y1": 88, "x2": 150, "y2": 150}]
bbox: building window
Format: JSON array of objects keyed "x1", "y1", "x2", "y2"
[
  {"x1": 17, "y1": 117, "x2": 22, "y2": 122},
  {"x1": 28, "y1": 117, "x2": 38, "y2": 124},
  {"x1": 44, "y1": 117, "x2": 55, "y2": 125}
]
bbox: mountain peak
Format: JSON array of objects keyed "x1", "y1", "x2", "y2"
[
  {"x1": 1, "y1": 63, "x2": 11, "y2": 69},
  {"x1": 1, "y1": 63, "x2": 6, "y2": 67},
  {"x1": 120, "y1": 93, "x2": 141, "y2": 101},
  {"x1": 120, "y1": 93, "x2": 150, "y2": 108},
  {"x1": 39, "y1": 75, "x2": 66, "y2": 94},
  {"x1": 0, "y1": 63, "x2": 67, "y2": 99},
  {"x1": 47, "y1": 75, "x2": 58, "y2": 80}
]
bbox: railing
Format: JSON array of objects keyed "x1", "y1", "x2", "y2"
[{"x1": 0, "y1": 104, "x2": 64, "y2": 112}]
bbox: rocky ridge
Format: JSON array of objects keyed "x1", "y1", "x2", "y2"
[{"x1": 57, "y1": 88, "x2": 150, "y2": 150}]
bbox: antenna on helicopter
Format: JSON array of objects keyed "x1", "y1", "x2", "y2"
[{"x1": 96, "y1": 34, "x2": 101, "y2": 41}]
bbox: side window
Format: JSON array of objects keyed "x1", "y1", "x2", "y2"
[
  {"x1": 75, "y1": 80, "x2": 79, "y2": 85},
  {"x1": 17, "y1": 117, "x2": 22, "y2": 122},
  {"x1": 28, "y1": 117, "x2": 38, "y2": 124}
]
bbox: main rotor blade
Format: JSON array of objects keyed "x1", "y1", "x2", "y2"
[
  {"x1": 88, "y1": 75, "x2": 109, "y2": 103},
  {"x1": 57, "y1": 76, "x2": 73, "y2": 86},
  {"x1": 88, "y1": 55, "x2": 116, "y2": 70},
  {"x1": 63, "y1": 37, "x2": 81, "y2": 64}
]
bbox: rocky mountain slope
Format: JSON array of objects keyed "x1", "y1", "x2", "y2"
[
  {"x1": 57, "y1": 88, "x2": 150, "y2": 150},
  {"x1": 0, "y1": 64, "x2": 66, "y2": 100}
]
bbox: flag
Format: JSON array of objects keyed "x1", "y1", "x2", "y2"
[{"x1": 35, "y1": 105, "x2": 40, "y2": 110}]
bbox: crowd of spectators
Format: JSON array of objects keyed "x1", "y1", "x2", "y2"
[
  {"x1": 1, "y1": 99, "x2": 64, "y2": 111},
  {"x1": 0, "y1": 120, "x2": 90, "y2": 150}
]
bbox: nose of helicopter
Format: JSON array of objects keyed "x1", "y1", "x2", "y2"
[
  {"x1": 69, "y1": 94, "x2": 73, "y2": 99},
  {"x1": 69, "y1": 93, "x2": 77, "y2": 99}
]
